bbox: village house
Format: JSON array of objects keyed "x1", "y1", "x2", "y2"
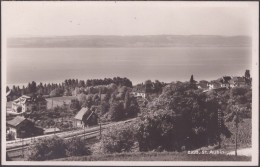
[
  {"x1": 229, "y1": 77, "x2": 247, "y2": 88},
  {"x1": 131, "y1": 91, "x2": 146, "y2": 99},
  {"x1": 12, "y1": 95, "x2": 47, "y2": 114},
  {"x1": 220, "y1": 76, "x2": 232, "y2": 89},
  {"x1": 197, "y1": 80, "x2": 209, "y2": 90},
  {"x1": 74, "y1": 107, "x2": 98, "y2": 128},
  {"x1": 207, "y1": 81, "x2": 221, "y2": 90},
  {"x1": 7, "y1": 116, "x2": 43, "y2": 139},
  {"x1": 131, "y1": 83, "x2": 147, "y2": 99}
]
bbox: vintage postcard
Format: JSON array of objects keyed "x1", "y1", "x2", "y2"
[{"x1": 1, "y1": 1, "x2": 259, "y2": 166}]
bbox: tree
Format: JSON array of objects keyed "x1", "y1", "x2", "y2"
[
  {"x1": 77, "y1": 93, "x2": 87, "y2": 106},
  {"x1": 189, "y1": 74, "x2": 197, "y2": 88},
  {"x1": 154, "y1": 80, "x2": 163, "y2": 93},
  {"x1": 143, "y1": 82, "x2": 230, "y2": 150},
  {"x1": 108, "y1": 101, "x2": 125, "y2": 121},
  {"x1": 144, "y1": 80, "x2": 153, "y2": 93},
  {"x1": 190, "y1": 75, "x2": 194, "y2": 83},
  {"x1": 28, "y1": 81, "x2": 37, "y2": 95},
  {"x1": 245, "y1": 70, "x2": 251, "y2": 85},
  {"x1": 49, "y1": 88, "x2": 62, "y2": 97},
  {"x1": 79, "y1": 80, "x2": 85, "y2": 87},
  {"x1": 100, "y1": 123, "x2": 137, "y2": 153},
  {"x1": 70, "y1": 99, "x2": 81, "y2": 112},
  {"x1": 137, "y1": 110, "x2": 182, "y2": 151},
  {"x1": 245, "y1": 69, "x2": 250, "y2": 79},
  {"x1": 100, "y1": 101, "x2": 110, "y2": 115}
]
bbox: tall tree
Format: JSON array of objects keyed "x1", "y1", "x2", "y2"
[
  {"x1": 190, "y1": 75, "x2": 194, "y2": 83},
  {"x1": 244, "y1": 70, "x2": 251, "y2": 85},
  {"x1": 28, "y1": 81, "x2": 37, "y2": 95},
  {"x1": 145, "y1": 80, "x2": 153, "y2": 93},
  {"x1": 189, "y1": 74, "x2": 197, "y2": 89},
  {"x1": 245, "y1": 70, "x2": 250, "y2": 79}
]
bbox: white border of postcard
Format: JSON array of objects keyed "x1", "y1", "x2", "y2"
[{"x1": 1, "y1": 1, "x2": 259, "y2": 166}]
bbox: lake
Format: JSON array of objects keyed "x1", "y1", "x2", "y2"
[{"x1": 6, "y1": 47, "x2": 251, "y2": 86}]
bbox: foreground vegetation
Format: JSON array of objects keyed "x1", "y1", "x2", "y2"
[
  {"x1": 56, "y1": 151, "x2": 251, "y2": 161},
  {"x1": 26, "y1": 136, "x2": 91, "y2": 160}
]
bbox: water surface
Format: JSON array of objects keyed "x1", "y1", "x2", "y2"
[{"x1": 7, "y1": 47, "x2": 252, "y2": 85}]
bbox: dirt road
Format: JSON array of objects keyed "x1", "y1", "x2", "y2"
[{"x1": 227, "y1": 147, "x2": 252, "y2": 156}]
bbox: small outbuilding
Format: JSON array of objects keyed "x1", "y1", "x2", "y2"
[
  {"x1": 74, "y1": 107, "x2": 98, "y2": 128},
  {"x1": 7, "y1": 116, "x2": 43, "y2": 139}
]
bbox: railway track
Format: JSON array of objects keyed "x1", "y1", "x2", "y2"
[
  {"x1": 6, "y1": 118, "x2": 135, "y2": 159},
  {"x1": 7, "y1": 129, "x2": 100, "y2": 154}
]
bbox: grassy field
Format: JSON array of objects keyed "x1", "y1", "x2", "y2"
[
  {"x1": 46, "y1": 96, "x2": 77, "y2": 109},
  {"x1": 56, "y1": 151, "x2": 251, "y2": 161}
]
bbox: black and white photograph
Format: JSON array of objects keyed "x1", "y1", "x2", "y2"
[{"x1": 1, "y1": 1, "x2": 259, "y2": 166}]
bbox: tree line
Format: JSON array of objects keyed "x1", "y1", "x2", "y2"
[{"x1": 6, "y1": 77, "x2": 133, "y2": 101}]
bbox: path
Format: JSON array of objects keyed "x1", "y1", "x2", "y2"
[{"x1": 227, "y1": 147, "x2": 252, "y2": 156}]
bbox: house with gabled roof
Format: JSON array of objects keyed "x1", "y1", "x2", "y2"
[
  {"x1": 12, "y1": 95, "x2": 47, "y2": 114},
  {"x1": 74, "y1": 107, "x2": 98, "y2": 128},
  {"x1": 7, "y1": 116, "x2": 43, "y2": 139}
]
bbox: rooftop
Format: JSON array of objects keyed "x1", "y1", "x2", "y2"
[
  {"x1": 74, "y1": 107, "x2": 89, "y2": 120},
  {"x1": 7, "y1": 116, "x2": 27, "y2": 127}
]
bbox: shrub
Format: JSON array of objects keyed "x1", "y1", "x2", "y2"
[
  {"x1": 27, "y1": 136, "x2": 66, "y2": 160},
  {"x1": 100, "y1": 123, "x2": 137, "y2": 153},
  {"x1": 65, "y1": 137, "x2": 91, "y2": 156}
]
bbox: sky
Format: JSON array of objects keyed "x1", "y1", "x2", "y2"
[{"x1": 2, "y1": 1, "x2": 257, "y2": 37}]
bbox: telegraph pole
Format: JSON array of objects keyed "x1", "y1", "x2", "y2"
[
  {"x1": 84, "y1": 124, "x2": 86, "y2": 141},
  {"x1": 217, "y1": 108, "x2": 222, "y2": 148},
  {"x1": 99, "y1": 120, "x2": 102, "y2": 139},
  {"x1": 235, "y1": 109, "x2": 238, "y2": 156}
]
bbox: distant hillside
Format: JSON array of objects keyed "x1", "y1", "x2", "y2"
[{"x1": 7, "y1": 35, "x2": 251, "y2": 48}]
